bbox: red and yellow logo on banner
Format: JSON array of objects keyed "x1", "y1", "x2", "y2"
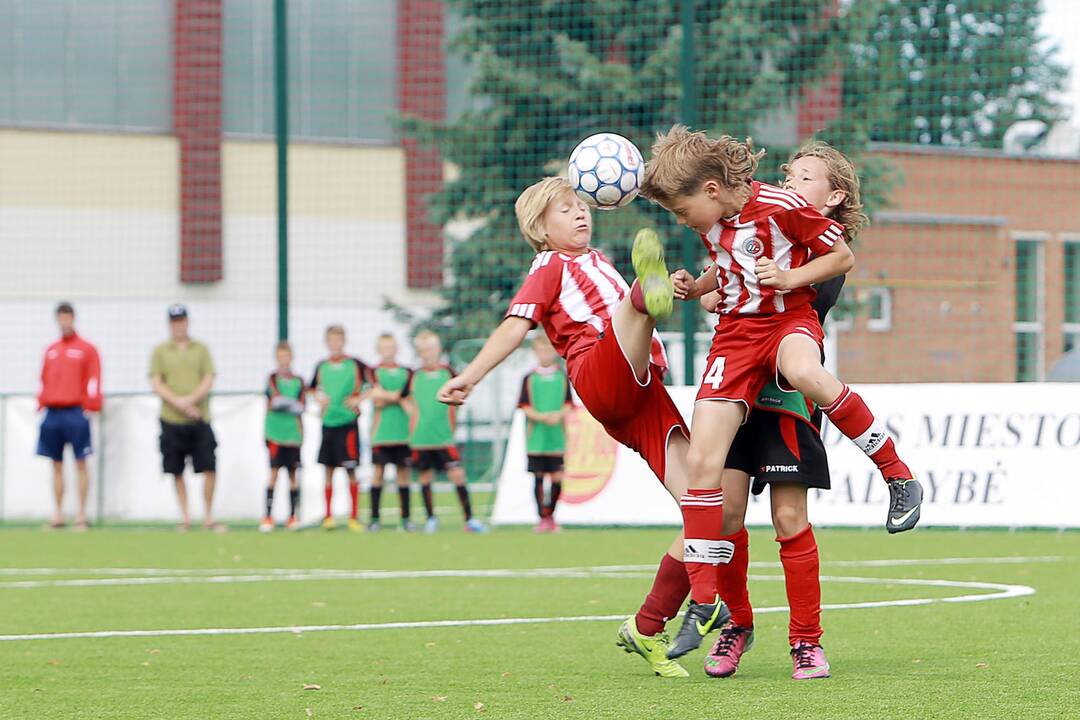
[{"x1": 561, "y1": 407, "x2": 618, "y2": 504}]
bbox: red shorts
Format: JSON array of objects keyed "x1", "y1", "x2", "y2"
[
  {"x1": 568, "y1": 320, "x2": 689, "y2": 483},
  {"x1": 697, "y1": 304, "x2": 824, "y2": 410}
]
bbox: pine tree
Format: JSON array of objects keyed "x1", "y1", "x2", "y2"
[{"x1": 844, "y1": 0, "x2": 1066, "y2": 148}]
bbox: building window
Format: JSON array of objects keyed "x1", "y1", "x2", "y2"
[
  {"x1": 1013, "y1": 236, "x2": 1045, "y2": 381},
  {"x1": 1065, "y1": 237, "x2": 1080, "y2": 353},
  {"x1": 223, "y1": 0, "x2": 397, "y2": 142},
  {"x1": 0, "y1": 0, "x2": 172, "y2": 132},
  {"x1": 866, "y1": 287, "x2": 892, "y2": 333}
]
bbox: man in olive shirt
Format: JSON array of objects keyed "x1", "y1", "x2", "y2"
[{"x1": 150, "y1": 304, "x2": 222, "y2": 531}]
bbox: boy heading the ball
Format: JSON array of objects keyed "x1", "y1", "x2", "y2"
[
  {"x1": 640, "y1": 126, "x2": 922, "y2": 658},
  {"x1": 439, "y1": 176, "x2": 727, "y2": 678}
]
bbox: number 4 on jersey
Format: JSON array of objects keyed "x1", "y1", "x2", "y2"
[{"x1": 704, "y1": 357, "x2": 726, "y2": 389}]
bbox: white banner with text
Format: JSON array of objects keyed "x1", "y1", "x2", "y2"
[{"x1": 492, "y1": 383, "x2": 1080, "y2": 528}]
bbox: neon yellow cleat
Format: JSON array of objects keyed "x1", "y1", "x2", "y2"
[
  {"x1": 321, "y1": 516, "x2": 337, "y2": 530},
  {"x1": 616, "y1": 617, "x2": 689, "y2": 678},
  {"x1": 631, "y1": 228, "x2": 674, "y2": 320},
  {"x1": 347, "y1": 518, "x2": 365, "y2": 533}
]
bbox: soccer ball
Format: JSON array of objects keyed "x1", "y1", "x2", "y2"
[{"x1": 568, "y1": 133, "x2": 644, "y2": 210}]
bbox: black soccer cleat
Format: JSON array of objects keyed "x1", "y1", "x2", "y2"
[
  {"x1": 666, "y1": 596, "x2": 731, "y2": 659},
  {"x1": 886, "y1": 477, "x2": 923, "y2": 534}
]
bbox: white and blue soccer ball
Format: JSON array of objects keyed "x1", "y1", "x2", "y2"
[{"x1": 568, "y1": 132, "x2": 644, "y2": 210}]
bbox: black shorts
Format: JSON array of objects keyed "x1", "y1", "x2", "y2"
[
  {"x1": 372, "y1": 444, "x2": 410, "y2": 468},
  {"x1": 267, "y1": 442, "x2": 301, "y2": 469},
  {"x1": 726, "y1": 409, "x2": 830, "y2": 495},
  {"x1": 160, "y1": 420, "x2": 217, "y2": 475},
  {"x1": 410, "y1": 447, "x2": 461, "y2": 472},
  {"x1": 527, "y1": 454, "x2": 564, "y2": 475},
  {"x1": 318, "y1": 422, "x2": 360, "y2": 469}
]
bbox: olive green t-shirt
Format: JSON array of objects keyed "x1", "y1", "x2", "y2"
[{"x1": 149, "y1": 339, "x2": 215, "y2": 425}]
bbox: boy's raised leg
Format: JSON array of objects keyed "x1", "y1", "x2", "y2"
[{"x1": 611, "y1": 229, "x2": 674, "y2": 382}]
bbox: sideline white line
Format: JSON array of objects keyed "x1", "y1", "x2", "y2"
[
  {"x1": 0, "y1": 555, "x2": 1061, "y2": 579},
  {"x1": 0, "y1": 555, "x2": 1062, "y2": 589},
  {"x1": 0, "y1": 575, "x2": 1033, "y2": 642}
]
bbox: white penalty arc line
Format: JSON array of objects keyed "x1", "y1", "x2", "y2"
[{"x1": 0, "y1": 575, "x2": 1035, "y2": 642}]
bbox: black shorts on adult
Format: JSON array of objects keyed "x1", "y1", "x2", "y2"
[
  {"x1": 267, "y1": 441, "x2": 301, "y2": 469},
  {"x1": 371, "y1": 444, "x2": 410, "y2": 468},
  {"x1": 725, "y1": 409, "x2": 830, "y2": 495},
  {"x1": 318, "y1": 422, "x2": 360, "y2": 469},
  {"x1": 410, "y1": 447, "x2": 461, "y2": 472},
  {"x1": 160, "y1": 420, "x2": 217, "y2": 475},
  {"x1": 527, "y1": 454, "x2": 564, "y2": 475}
]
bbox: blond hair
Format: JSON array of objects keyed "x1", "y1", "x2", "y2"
[
  {"x1": 275, "y1": 340, "x2": 292, "y2": 353},
  {"x1": 413, "y1": 329, "x2": 442, "y2": 349},
  {"x1": 641, "y1": 124, "x2": 765, "y2": 205},
  {"x1": 325, "y1": 324, "x2": 345, "y2": 337},
  {"x1": 515, "y1": 177, "x2": 578, "y2": 252},
  {"x1": 781, "y1": 140, "x2": 868, "y2": 242}
]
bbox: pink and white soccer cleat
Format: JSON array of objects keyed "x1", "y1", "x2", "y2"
[
  {"x1": 791, "y1": 641, "x2": 831, "y2": 680},
  {"x1": 704, "y1": 623, "x2": 755, "y2": 678}
]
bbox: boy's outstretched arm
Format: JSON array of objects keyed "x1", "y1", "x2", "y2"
[
  {"x1": 438, "y1": 317, "x2": 534, "y2": 405},
  {"x1": 757, "y1": 238, "x2": 855, "y2": 291}
]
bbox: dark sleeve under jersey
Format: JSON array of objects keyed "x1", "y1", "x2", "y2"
[{"x1": 811, "y1": 275, "x2": 846, "y2": 324}]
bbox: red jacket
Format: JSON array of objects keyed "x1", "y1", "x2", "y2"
[{"x1": 38, "y1": 333, "x2": 102, "y2": 412}]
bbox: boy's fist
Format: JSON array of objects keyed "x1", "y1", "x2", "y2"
[{"x1": 671, "y1": 268, "x2": 697, "y2": 300}]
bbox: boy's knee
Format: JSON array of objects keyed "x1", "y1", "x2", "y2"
[
  {"x1": 772, "y1": 505, "x2": 808, "y2": 536},
  {"x1": 686, "y1": 448, "x2": 725, "y2": 486}
]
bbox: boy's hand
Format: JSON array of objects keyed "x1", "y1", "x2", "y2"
[
  {"x1": 699, "y1": 291, "x2": 721, "y2": 313},
  {"x1": 438, "y1": 375, "x2": 474, "y2": 406},
  {"x1": 344, "y1": 395, "x2": 361, "y2": 410},
  {"x1": 671, "y1": 269, "x2": 698, "y2": 300},
  {"x1": 756, "y1": 257, "x2": 793, "y2": 291}
]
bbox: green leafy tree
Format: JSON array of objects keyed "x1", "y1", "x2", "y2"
[
  {"x1": 844, "y1": 0, "x2": 1067, "y2": 148},
  {"x1": 400, "y1": 0, "x2": 884, "y2": 347}
]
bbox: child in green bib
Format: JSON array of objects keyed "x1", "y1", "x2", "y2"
[
  {"x1": 404, "y1": 331, "x2": 485, "y2": 533},
  {"x1": 368, "y1": 333, "x2": 415, "y2": 532},
  {"x1": 261, "y1": 341, "x2": 304, "y2": 532},
  {"x1": 518, "y1": 334, "x2": 573, "y2": 532}
]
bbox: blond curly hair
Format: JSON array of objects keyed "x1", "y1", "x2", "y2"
[
  {"x1": 781, "y1": 141, "x2": 868, "y2": 243},
  {"x1": 640, "y1": 124, "x2": 765, "y2": 206}
]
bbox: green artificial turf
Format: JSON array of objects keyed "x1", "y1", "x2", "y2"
[{"x1": 0, "y1": 524, "x2": 1076, "y2": 719}]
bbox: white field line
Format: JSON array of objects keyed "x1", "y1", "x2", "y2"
[
  {"x1": 0, "y1": 575, "x2": 1034, "y2": 643},
  {"x1": 0, "y1": 557, "x2": 1062, "y2": 587}
]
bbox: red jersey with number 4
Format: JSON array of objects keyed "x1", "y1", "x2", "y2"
[
  {"x1": 505, "y1": 249, "x2": 668, "y2": 372},
  {"x1": 701, "y1": 181, "x2": 844, "y2": 316}
]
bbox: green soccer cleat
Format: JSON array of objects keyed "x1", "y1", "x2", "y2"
[
  {"x1": 616, "y1": 617, "x2": 690, "y2": 678},
  {"x1": 632, "y1": 228, "x2": 674, "y2": 320}
]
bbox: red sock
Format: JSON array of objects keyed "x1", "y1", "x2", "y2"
[
  {"x1": 716, "y1": 527, "x2": 752, "y2": 628},
  {"x1": 349, "y1": 480, "x2": 360, "y2": 520},
  {"x1": 635, "y1": 553, "x2": 690, "y2": 636},
  {"x1": 629, "y1": 279, "x2": 647, "y2": 314},
  {"x1": 777, "y1": 524, "x2": 822, "y2": 646},
  {"x1": 680, "y1": 489, "x2": 727, "y2": 604},
  {"x1": 822, "y1": 385, "x2": 912, "y2": 480},
  {"x1": 324, "y1": 483, "x2": 333, "y2": 519}
]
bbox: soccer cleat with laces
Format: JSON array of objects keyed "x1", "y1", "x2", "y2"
[
  {"x1": 791, "y1": 641, "x2": 831, "y2": 680},
  {"x1": 259, "y1": 517, "x2": 274, "y2": 533},
  {"x1": 886, "y1": 477, "x2": 923, "y2": 534},
  {"x1": 424, "y1": 516, "x2": 439, "y2": 534},
  {"x1": 285, "y1": 516, "x2": 300, "y2": 531},
  {"x1": 615, "y1": 618, "x2": 689, "y2": 678},
  {"x1": 464, "y1": 518, "x2": 488, "y2": 533},
  {"x1": 321, "y1": 516, "x2": 337, "y2": 531},
  {"x1": 347, "y1": 518, "x2": 365, "y2": 533},
  {"x1": 704, "y1": 623, "x2": 755, "y2": 678},
  {"x1": 631, "y1": 228, "x2": 674, "y2": 320},
  {"x1": 666, "y1": 595, "x2": 731, "y2": 659},
  {"x1": 368, "y1": 520, "x2": 382, "y2": 533}
]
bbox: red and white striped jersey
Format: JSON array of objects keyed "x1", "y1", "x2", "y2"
[
  {"x1": 506, "y1": 248, "x2": 668, "y2": 372},
  {"x1": 701, "y1": 181, "x2": 844, "y2": 316}
]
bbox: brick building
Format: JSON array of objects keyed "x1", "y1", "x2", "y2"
[{"x1": 837, "y1": 145, "x2": 1080, "y2": 383}]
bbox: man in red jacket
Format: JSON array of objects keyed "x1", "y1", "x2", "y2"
[{"x1": 37, "y1": 302, "x2": 102, "y2": 531}]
